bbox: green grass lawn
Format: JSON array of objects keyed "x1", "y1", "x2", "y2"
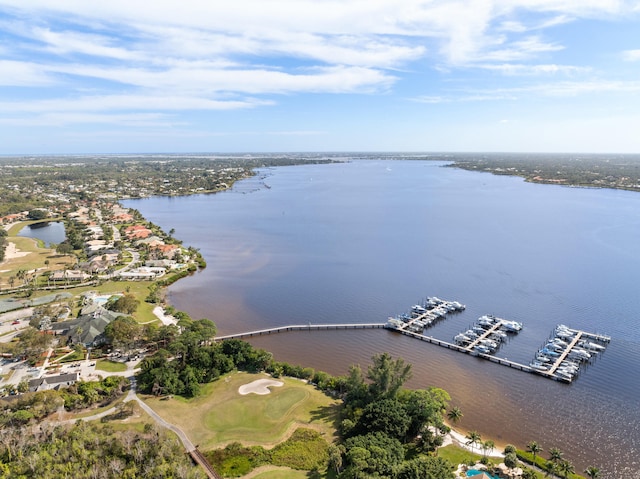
[
  {"x1": 95, "y1": 359, "x2": 128, "y2": 372},
  {"x1": 143, "y1": 372, "x2": 340, "y2": 450},
  {"x1": 250, "y1": 467, "x2": 311, "y2": 479},
  {"x1": 437, "y1": 444, "x2": 484, "y2": 467}
]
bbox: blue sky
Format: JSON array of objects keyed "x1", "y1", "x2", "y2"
[{"x1": 1, "y1": 0, "x2": 640, "y2": 154}]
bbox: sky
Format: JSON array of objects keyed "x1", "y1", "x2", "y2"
[{"x1": 1, "y1": 0, "x2": 640, "y2": 154}]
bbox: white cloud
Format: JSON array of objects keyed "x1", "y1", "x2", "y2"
[
  {"x1": 31, "y1": 27, "x2": 140, "y2": 60},
  {"x1": 478, "y1": 63, "x2": 589, "y2": 75},
  {"x1": 0, "y1": 60, "x2": 56, "y2": 86},
  {"x1": 0, "y1": 94, "x2": 273, "y2": 115},
  {"x1": 41, "y1": 62, "x2": 395, "y2": 95},
  {"x1": 622, "y1": 49, "x2": 640, "y2": 61},
  {"x1": 0, "y1": 112, "x2": 176, "y2": 127}
]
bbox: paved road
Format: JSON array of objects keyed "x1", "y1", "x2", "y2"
[
  {"x1": 46, "y1": 370, "x2": 196, "y2": 455},
  {"x1": 126, "y1": 377, "x2": 196, "y2": 452}
]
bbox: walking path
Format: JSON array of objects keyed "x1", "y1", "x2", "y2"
[{"x1": 125, "y1": 377, "x2": 195, "y2": 452}]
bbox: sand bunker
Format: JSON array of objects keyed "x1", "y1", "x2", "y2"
[
  {"x1": 2, "y1": 242, "x2": 29, "y2": 262},
  {"x1": 238, "y1": 379, "x2": 284, "y2": 396}
]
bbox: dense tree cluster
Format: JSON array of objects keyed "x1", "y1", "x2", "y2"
[
  {"x1": 334, "y1": 353, "x2": 456, "y2": 479},
  {"x1": 0, "y1": 327, "x2": 54, "y2": 365},
  {"x1": 0, "y1": 420, "x2": 204, "y2": 478},
  {"x1": 0, "y1": 376, "x2": 129, "y2": 428},
  {"x1": 449, "y1": 152, "x2": 640, "y2": 192},
  {"x1": 0, "y1": 187, "x2": 50, "y2": 217},
  {"x1": 105, "y1": 294, "x2": 140, "y2": 315},
  {"x1": 137, "y1": 320, "x2": 260, "y2": 398},
  {"x1": 0, "y1": 229, "x2": 7, "y2": 263}
]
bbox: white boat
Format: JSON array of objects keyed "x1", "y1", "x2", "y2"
[
  {"x1": 579, "y1": 341, "x2": 606, "y2": 352},
  {"x1": 479, "y1": 339, "x2": 498, "y2": 349},
  {"x1": 386, "y1": 318, "x2": 404, "y2": 329},
  {"x1": 477, "y1": 315, "x2": 498, "y2": 326},
  {"x1": 529, "y1": 361, "x2": 549, "y2": 371},
  {"x1": 501, "y1": 320, "x2": 523, "y2": 332},
  {"x1": 540, "y1": 347, "x2": 560, "y2": 356},
  {"x1": 474, "y1": 345, "x2": 492, "y2": 354},
  {"x1": 535, "y1": 354, "x2": 552, "y2": 363},
  {"x1": 454, "y1": 334, "x2": 471, "y2": 344},
  {"x1": 568, "y1": 350, "x2": 591, "y2": 360},
  {"x1": 450, "y1": 301, "x2": 466, "y2": 311}
]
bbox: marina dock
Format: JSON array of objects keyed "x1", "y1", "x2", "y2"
[{"x1": 214, "y1": 299, "x2": 610, "y2": 384}]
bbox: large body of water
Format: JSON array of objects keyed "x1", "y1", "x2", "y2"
[{"x1": 125, "y1": 159, "x2": 640, "y2": 477}]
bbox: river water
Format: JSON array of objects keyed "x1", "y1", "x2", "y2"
[{"x1": 124, "y1": 159, "x2": 640, "y2": 477}]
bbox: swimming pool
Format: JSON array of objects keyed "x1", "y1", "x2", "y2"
[{"x1": 91, "y1": 294, "x2": 121, "y2": 305}]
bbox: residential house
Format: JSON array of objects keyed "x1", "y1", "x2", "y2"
[
  {"x1": 50, "y1": 270, "x2": 90, "y2": 282},
  {"x1": 29, "y1": 372, "x2": 79, "y2": 392},
  {"x1": 51, "y1": 305, "x2": 123, "y2": 346}
]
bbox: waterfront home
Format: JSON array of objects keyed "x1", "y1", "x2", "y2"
[
  {"x1": 123, "y1": 224, "x2": 152, "y2": 240},
  {"x1": 153, "y1": 243, "x2": 180, "y2": 259},
  {"x1": 119, "y1": 267, "x2": 165, "y2": 280}
]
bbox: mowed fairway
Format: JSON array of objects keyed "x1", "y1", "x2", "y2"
[{"x1": 143, "y1": 372, "x2": 340, "y2": 450}]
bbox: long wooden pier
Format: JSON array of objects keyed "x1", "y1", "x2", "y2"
[
  {"x1": 214, "y1": 321, "x2": 608, "y2": 384},
  {"x1": 215, "y1": 323, "x2": 386, "y2": 341},
  {"x1": 391, "y1": 328, "x2": 537, "y2": 374}
]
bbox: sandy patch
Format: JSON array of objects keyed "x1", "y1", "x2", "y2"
[
  {"x1": 441, "y1": 427, "x2": 504, "y2": 458},
  {"x1": 238, "y1": 379, "x2": 284, "y2": 396},
  {"x1": 1, "y1": 242, "x2": 30, "y2": 261},
  {"x1": 153, "y1": 306, "x2": 177, "y2": 326}
]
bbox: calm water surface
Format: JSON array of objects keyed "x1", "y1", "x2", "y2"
[
  {"x1": 18, "y1": 221, "x2": 65, "y2": 247},
  {"x1": 125, "y1": 160, "x2": 640, "y2": 477}
]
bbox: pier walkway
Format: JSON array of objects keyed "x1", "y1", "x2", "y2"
[
  {"x1": 546, "y1": 331, "x2": 583, "y2": 376},
  {"x1": 215, "y1": 323, "x2": 386, "y2": 341},
  {"x1": 391, "y1": 328, "x2": 536, "y2": 375},
  {"x1": 464, "y1": 321, "x2": 505, "y2": 351},
  {"x1": 214, "y1": 321, "x2": 608, "y2": 384}
]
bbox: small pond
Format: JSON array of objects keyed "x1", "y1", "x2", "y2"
[{"x1": 18, "y1": 221, "x2": 66, "y2": 247}]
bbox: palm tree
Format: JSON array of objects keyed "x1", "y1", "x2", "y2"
[
  {"x1": 527, "y1": 440, "x2": 543, "y2": 465},
  {"x1": 481, "y1": 440, "x2": 495, "y2": 460},
  {"x1": 545, "y1": 460, "x2": 559, "y2": 478},
  {"x1": 465, "y1": 430, "x2": 482, "y2": 453},
  {"x1": 558, "y1": 460, "x2": 574, "y2": 479},
  {"x1": 447, "y1": 406, "x2": 463, "y2": 424},
  {"x1": 549, "y1": 447, "x2": 563, "y2": 463},
  {"x1": 585, "y1": 466, "x2": 600, "y2": 479}
]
